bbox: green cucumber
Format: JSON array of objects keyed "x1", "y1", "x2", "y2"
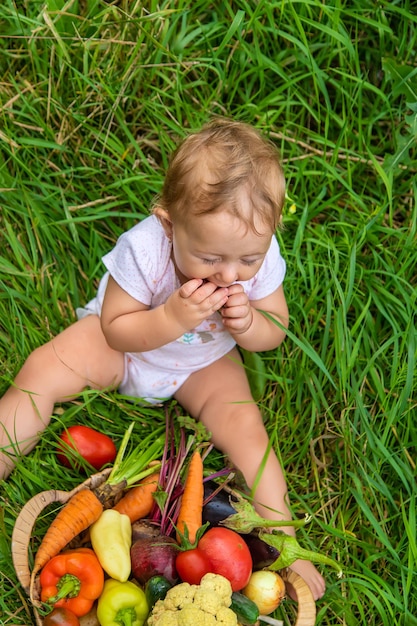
[
  {"x1": 145, "y1": 575, "x2": 173, "y2": 607},
  {"x1": 230, "y1": 591, "x2": 260, "y2": 625}
]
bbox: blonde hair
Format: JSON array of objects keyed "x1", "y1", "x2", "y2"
[{"x1": 156, "y1": 118, "x2": 285, "y2": 233}]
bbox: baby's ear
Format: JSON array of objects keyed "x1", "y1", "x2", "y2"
[{"x1": 153, "y1": 206, "x2": 173, "y2": 238}]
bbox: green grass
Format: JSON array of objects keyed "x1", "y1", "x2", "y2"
[{"x1": 1, "y1": 1, "x2": 416, "y2": 624}]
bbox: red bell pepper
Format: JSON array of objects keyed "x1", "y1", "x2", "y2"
[{"x1": 40, "y1": 548, "x2": 104, "y2": 617}]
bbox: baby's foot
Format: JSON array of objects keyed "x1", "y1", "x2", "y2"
[{"x1": 288, "y1": 558, "x2": 326, "y2": 601}]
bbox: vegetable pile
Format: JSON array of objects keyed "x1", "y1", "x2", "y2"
[{"x1": 20, "y1": 412, "x2": 342, "y2": 626}]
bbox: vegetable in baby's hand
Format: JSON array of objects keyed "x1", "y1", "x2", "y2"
[
  {"x1": 97, "y1": 578, "x2": 149, "y2": 626},
  {"x1": 57, "y1": 425, "x2": 117, "y2": 471},
  {"x1": 40, "y1": 548, "x2": 104, "y2": 617},
  {"x1": 90, "y1": 509, "x2": 132, "y2": 582}
]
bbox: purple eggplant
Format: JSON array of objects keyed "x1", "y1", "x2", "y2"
[
  {"x1": 243, "y1": 533, "x2": 280, "y2": 569},
  {"x1": 203, "y1": 480, "x2": 237, "y2": 526}
]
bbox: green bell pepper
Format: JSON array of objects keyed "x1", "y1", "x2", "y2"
[
  {"x1": 97, "y1": 579, "x2": 149, "y2": 626},
  {"x1": 90, "y1": 509, "x2": 132, "y2": 582}
]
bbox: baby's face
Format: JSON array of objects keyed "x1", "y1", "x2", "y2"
[{"x1": 171, "y1": 211, "x2": 273, "y2": 287}]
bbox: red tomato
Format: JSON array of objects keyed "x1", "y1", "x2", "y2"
[
  {"x1": 44, "y1": 607, "x2": 80, "y2": 626},
  {"x1": 177, "y1": 527, "x2": 252, "y2": 591},
  {"x1": 176, "y1": 548, "x2": 212, "y2": 585},
  {"x1": 198, "y1": 527, "x2": 252, "y2": 591},
  {"x1": 57, "y1": 425, "x2": 117, "y2": 470}
]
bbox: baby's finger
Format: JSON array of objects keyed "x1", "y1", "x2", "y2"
[
  {"x1": 222, "y1": 290, "x2": 249, "y2": 308},
  {"x1": 178, "y1": 278, "x2": 204, "y2": 299},
  {"x1": 226, "y1": 283, "x2": 244, "y2": 296},
  {"x1": 221, "y1": 304, "x2": 248, "y2": 319},
  {"x1": 193, "y1": 281, "x2": 228, "y2": 303},
  {"x1": 203, "y1": 287, "x2": 229, "y2": 311}
]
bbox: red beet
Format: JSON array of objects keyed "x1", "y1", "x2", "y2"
[{"x1": 130, "y1": 535, "x2": 179, "y2": 585}]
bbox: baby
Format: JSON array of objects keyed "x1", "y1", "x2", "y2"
[{"x1": 0, "y1": 118, "x2": 325, "y2": 599}]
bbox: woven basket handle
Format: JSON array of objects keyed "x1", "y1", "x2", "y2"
[
  {"x1": 12, "y1": 488, "x2": 72, "y2": 595},
  {"x1": 281, "y1": 569, "x2": 316, "y2": 626},
  {"x1": 11, "y1": 469, "x2": 111, "y2": 597}
]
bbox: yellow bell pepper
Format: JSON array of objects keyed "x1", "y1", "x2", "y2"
[
  {"x1": 97, "y1": 579, "x2": 149, "y2": 626},
  {"x1": 90, "y1": 509, "x2": 132, "y2": 582}
]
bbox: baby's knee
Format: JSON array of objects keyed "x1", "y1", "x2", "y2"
[
  {"x1": 205, "y1": 404, "x2": 267, "y2": 449},
  {"x1": 16, "y1": 342, "x2": 56, "y2": 382},
  {"x1": 26, "y1": 342, "x2": 52, "y2": 366}
]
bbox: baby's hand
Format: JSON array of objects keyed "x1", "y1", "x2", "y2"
[
  {"x1": 220, "y1": 283, "x2": 253, "y2": 334},
  {"x1": 165, "y1": 279, "x2": 229, "y2": 331}
]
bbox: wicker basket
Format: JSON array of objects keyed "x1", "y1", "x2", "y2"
[{"x1": 11, "y1": 472, "x2": 316, "y2": 626}]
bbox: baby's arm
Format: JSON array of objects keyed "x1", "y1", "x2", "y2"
[
  {"x1": 100, "y1": 276, "x2": 229, "y2": 352},
  {"x1": 220, "y1": 283, "x2": 289, "y2": 352}
]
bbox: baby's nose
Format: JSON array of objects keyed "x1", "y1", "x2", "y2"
[{"x1": 216, "y1": 264, "x2": 238, "y2": 285}]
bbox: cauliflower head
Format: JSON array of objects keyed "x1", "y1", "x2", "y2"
[
  {"x1": 162, "y1": 582, "x2": 196, "y2": 611},
  {"x1": 147, "y1": 574, "x2": 237, "y2": 626},
  {"x1": 198, "y1": 572, "x2": 234, "y2": 606}
]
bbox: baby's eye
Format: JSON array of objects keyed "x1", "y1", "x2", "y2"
[
  {"x1": 241, "y1": 259, "x2": 258, "y2": 266},
  {"x1": 202, "y1": 258, "x2": 218, "y2": 265}
]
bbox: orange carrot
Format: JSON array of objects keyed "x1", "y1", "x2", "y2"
[
  {"x1": 33, "y1": 489, "x2": 103, "y2": 576},
  {"x1": 176, "y1": 450, "x2": 204, "y2": 544},
  {"x1": 113, "y1": 471, "x2": 160, "y2": 523}
]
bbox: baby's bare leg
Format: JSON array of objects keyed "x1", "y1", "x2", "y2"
[
  {"x1": 175, "y1": 348, "x2": 326, "y2": 600},
  {"x1": 0, "y1": 315, "x2": 124, "y2": 479}
]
